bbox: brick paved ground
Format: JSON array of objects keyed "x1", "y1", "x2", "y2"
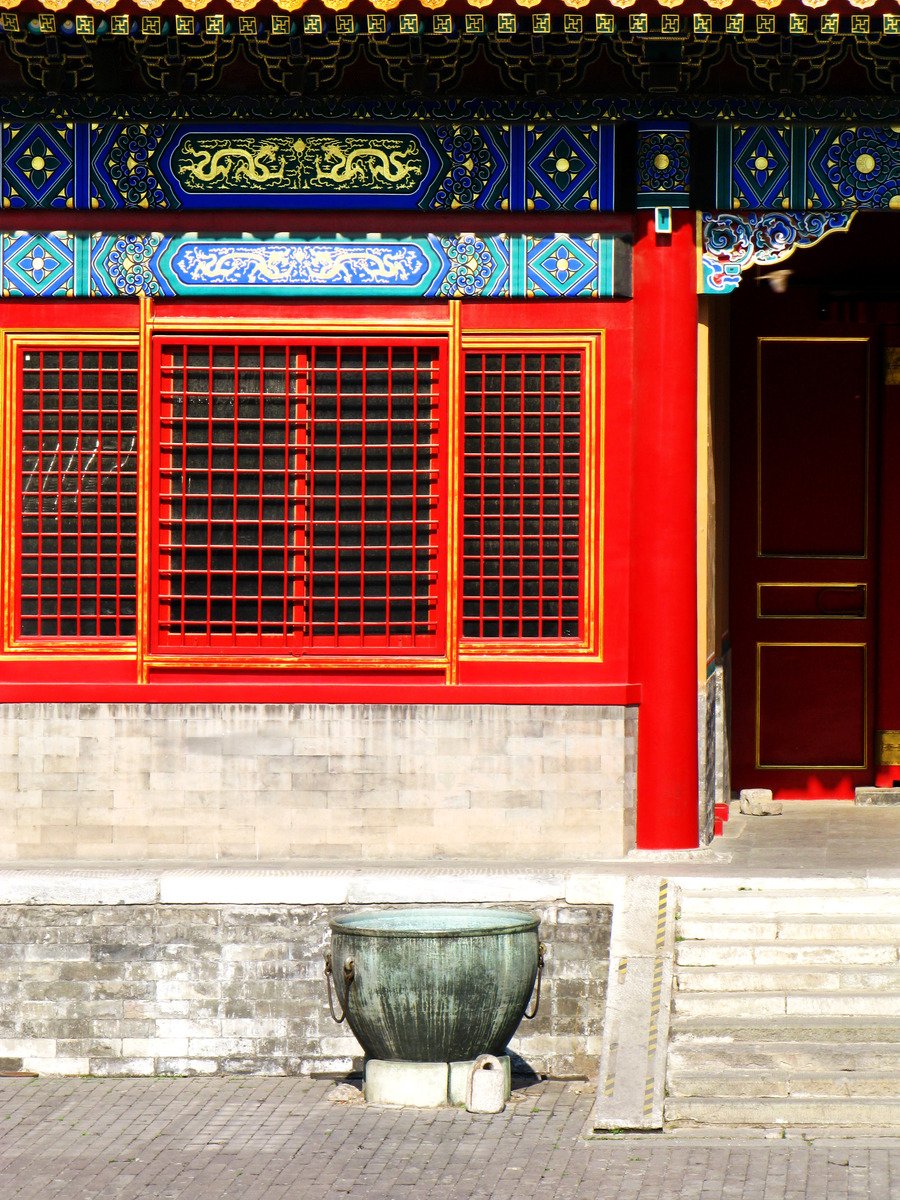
[{"x1": 1, "y1": 1078, "x2": 898, "y2": 1199}]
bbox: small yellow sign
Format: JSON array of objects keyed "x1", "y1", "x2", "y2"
[
  {"x1": 884, "y1": 348, "x2": 900, "y2": 386},
  {"x1": 877, "y1": 730, "x2": 900, "y2": 767}
]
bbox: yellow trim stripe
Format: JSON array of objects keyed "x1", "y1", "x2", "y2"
[{"x1": 642, "y1": 880, "x2": 669, "y2": 1118}]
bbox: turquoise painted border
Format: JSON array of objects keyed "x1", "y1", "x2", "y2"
[
  {"x1": 83, "y1": 232, "x2": 629, "y2": 301},
  {"x1": 0, "y1": 231, "x2": 631, "y2": 299}
]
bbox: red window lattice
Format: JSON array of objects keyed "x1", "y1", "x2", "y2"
[
  {"x1": 461, "y1": 350, "x2": 584, "y2": 641},
  {"x1": 153, "y1": 340, "x2": 444, "y2": 654},
  {"x1": 17, "y1": 347, "x2": 138, "y2": 641}
]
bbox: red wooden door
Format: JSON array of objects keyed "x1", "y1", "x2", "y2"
[
  {"x1": 874, "y1": 325, "x2": 900, "y2": 786},
  {"x1": 730, "y1": 314, "x2": 877, "y2": 798}
]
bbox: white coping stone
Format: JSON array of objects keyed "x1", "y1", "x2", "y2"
[
  {"x1": 2, "y1": 865, "x2": 899, "y2": 906},
  {"x1": 678, "y1": 875, "x2": 870, "y2": 892},
  {"x1": 345, "y1": 869, "x2": 566, "y2": 905},
  {"x1": 0, "y1": 867, "x2": 579, "y2": 907},
  {"x1": 0, "y1": 870, "x2": 158, "y2": 905},
  {"x1": 564, "y1": 873, "x2": 624, "y2": 905},
  {"x1": 364, "y1": 1060, "x2": 449, "y2": 1108},
  {"x1": 448, "y1": 1055, "x2": 511, "y2": 1107},
  {"x1": 159, "y1": 869, "x2": 351, "y2": 905}
]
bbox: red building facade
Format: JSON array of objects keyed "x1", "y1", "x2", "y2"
[{"x1": 0, "y1": 2, "x2": 895, "y2": 857}]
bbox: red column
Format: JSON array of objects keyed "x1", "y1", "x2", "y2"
[{"x1": 631, "y1": 211, "x2": 699, "y2": 848}]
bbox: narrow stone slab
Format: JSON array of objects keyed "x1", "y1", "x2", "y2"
[
  {"x1": 591, "y1": 876, "x2": 676, "y2": 1131},
  {"x1": 0, "y1": 870, "x2": 158, "y2": 905},
  {"x1": 855, "y1": 787, "x2": 900, "y2": 806}
]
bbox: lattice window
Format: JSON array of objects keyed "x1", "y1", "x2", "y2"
[
  {"x1": 461, "y1": 350, "x2": 584, "y2": 642},
  {"x1": 154, "y1": 339, "x2": 443, "y2": 654},
  {"x1": 305, "y1": 345, "x2": 442, "y2": 650},
  {"x1": 17, "y1": 347, "x2": 138, "y2": 641}
]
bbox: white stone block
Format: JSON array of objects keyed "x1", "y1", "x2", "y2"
[
  {"x1": 739, "y1": 789, "x2": 783, "y2": 816},
  {"x1": 0, "y1": 1038, "x2": 54, "y2": 1057},
  {"x1": 447, "y1": 1055, "x2": 511, "y2": 1109},
  {"x1": 465, "y1": 1055, "x2": 507, "y2": 1114},
  {"x1": 22, "y1": 1057, "x2": 90, "y2": 1076},
  {"x1": 121, "y1": 1038, "x2": 190, "y2": 1058},
  {"x1": 155, "y1": 1019, "x2": 221, "y2": 1039},
  {"x1": 364, "y1": 1060, "x2": 449, "y2": 1107}
]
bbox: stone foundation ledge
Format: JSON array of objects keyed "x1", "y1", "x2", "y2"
[{"x1": 0, "y1": 865, "x2": 626, "y2": 907}]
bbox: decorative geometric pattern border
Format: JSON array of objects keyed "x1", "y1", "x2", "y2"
[
  {"x1": 0, "y1": 121, "x2": 616, "y2": 213},
  {"x1": 716, "y1": 126, "x2": 900, "y2": 211},
  {"x1": 9, "y1": 118, "x2": 900, "y2": 217},
  {"x1": 0, "y1": 12, "x2": 897, "y2": 34},
  {"x1": 2, "y1": 231, "x2": 78, "y2": 297},
  {"x1": 0, "y1": 231, "x2": 632, "y2": 300},
  {"x1": 700, "y1": 211, "x2": 854, "y2": 295},
  {"x1": 0, "y1": 96, "x2": 895, "y2": 130},
  {"x1": 637, "y1": 122, "x2": 690, "y2": 210}
]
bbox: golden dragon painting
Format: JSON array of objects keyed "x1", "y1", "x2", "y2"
[{"x1": 174, "y1": 134, "x2": 427, "y2": 193}]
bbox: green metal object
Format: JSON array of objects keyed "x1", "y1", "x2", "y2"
[{"x1": 327, "y1": 907, "x2": 541, "y2": 1063}]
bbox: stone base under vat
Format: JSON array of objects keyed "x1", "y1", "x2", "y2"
[{"x1": 364, "y1": 1055, "x2": 512, "y2": 1108}]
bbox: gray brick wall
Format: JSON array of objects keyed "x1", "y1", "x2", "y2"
[
  {"x1": 0, "y1": 703, "x2": 637, "y2": 861},
  {"x1": 0, "y1": 903, "x2": 611, "y2": 1080}
]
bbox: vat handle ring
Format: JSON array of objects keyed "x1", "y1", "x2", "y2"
[
  {"x1": 524, "y1": 942, "x2": 546, "y2": 1020},
  {"x1": 324, "y1": 952, "x2": 356, "y2": 1024}
]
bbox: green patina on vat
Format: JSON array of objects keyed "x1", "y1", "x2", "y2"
[{"x1": 329, "y1": 907, "x2": 540, "y2": 1063}]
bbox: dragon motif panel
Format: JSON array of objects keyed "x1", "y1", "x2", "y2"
[{"x1": 0, "y1": 121, "x2": 615, "y2": 213}]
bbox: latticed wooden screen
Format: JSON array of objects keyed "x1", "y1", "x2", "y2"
[
  {"x1": 16, "y1": 347, "x2": 138, "y2": 641},
  {"x1": 461, "y1": 350, "x2": 584, "y2": 643},
  {"x1": 153, "y1": 338, "x2": 445, "y2": 654}
]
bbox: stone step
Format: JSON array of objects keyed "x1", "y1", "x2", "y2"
[
  {"x1": 677, "y1": 877, "x2": 875, "y2": 894},
  {"x1": 679, "y1": 891, "x2": 900, "y2": 917},
  {"x1": 666, "y1": 1069, "x2": 900, "y2": 1100},
  {"x1": 663, "y1": 1096, "x2": 900, "y2": 1129},
  {"x1": 677, "y1": 916, "x2": 900, "y2": 942},
  {"x1": 669, "y1": 1015, "x2": 900, "y2": 1043},
  {"x1": 675, "y1": 940, "x2": 900, "y2": 967},
  {"x1": 676, "y1": 964, "x2": 900, "y2": 992},
  {"x1": 672, "y1": 990, "x2": 900, "y2": 1019},
  {"x1": 667, "y1": 1041, "x2": 900, "y2": 1074},
  {"x1": 666, "y1": 880, "x2": 900, "y2": 1132}
]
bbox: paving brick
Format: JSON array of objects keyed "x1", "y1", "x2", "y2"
[{"x1": 0, "y1": 1078, "x2": 896, "y2": 1199}]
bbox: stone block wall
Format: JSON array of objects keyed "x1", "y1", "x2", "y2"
[
  {"x1": 0, "y1": 901, "x2": 611, "y2": 1080},
  {"x1": 0, "y1": 703, "x2": 637, "y2": 862}
]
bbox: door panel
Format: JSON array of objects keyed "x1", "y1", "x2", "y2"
[
  {"x1": 758, "y1": 340, "x2": 869, "y2": 558},
  {"x1": 731, "y1": 328, "x2": 876, "y2": 798},
  {"x1": 757, "y1": 642, "x2": 867, "y2": 769}
]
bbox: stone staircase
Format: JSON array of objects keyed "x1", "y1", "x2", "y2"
[{"x1": 665, "y1": 880, "x2": 900, "y2": 1129}]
